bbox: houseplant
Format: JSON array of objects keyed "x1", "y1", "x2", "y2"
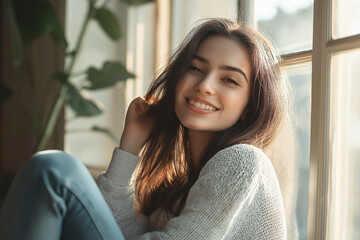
[{"x1": 3, "y1": 0, "x2": 155, "y2": 152}]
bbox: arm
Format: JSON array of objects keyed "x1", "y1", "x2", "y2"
[
  {"x1": 97, "y1": 97, "x2": 156, "y2": 239},
  {"x1": 96, "y1": 148, "x2": 149, "y2": 239}
]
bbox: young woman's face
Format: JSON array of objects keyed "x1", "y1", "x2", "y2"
[{"x1": 175, "y1": 35, "x2": 252, "y2": 133}]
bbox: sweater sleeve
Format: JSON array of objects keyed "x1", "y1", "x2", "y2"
[
  {"x1": 135, "y1": 144, "x2": 286, "y2": 240},
  {"x1": 96, "y1": 148, "x2": 149, "y2": 239}
]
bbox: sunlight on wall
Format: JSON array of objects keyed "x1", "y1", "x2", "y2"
[
  {"x1": 64, "y1": 1, "x2": 128, "y2": 169},
  {"x1": 125, "y1": 5, "x2": 156, "y2": 114}
]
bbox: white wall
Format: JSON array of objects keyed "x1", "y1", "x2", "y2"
[{"x1": 65, "y1": 0, "x2": 155, "y2": 169}]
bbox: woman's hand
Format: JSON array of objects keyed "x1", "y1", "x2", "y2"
[{"x1": 119, "y1": 96, "x2": 156, "y2": 156}]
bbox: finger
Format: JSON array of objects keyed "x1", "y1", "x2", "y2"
[
  {"x1": 143, "y1": 94, "x2": 157, "y2": 105},
  {"x1": 136, "y1": 97, "x2": 151, "y2": 112},
  {"x1": 134, "y1": 96, "x2": 148, "y2": 105}
]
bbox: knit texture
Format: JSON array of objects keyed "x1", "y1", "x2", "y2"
[{"x1": 96, "y1": 144, "x2": 286, "y2": 239}]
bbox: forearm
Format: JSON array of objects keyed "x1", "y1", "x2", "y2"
[{"x1": 96, "y1": 148, "x2": 149, "y2": 238}]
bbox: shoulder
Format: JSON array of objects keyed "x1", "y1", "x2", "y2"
[
  {"x1": 198, "y1": 144, "x2": 280, "y2": 191},
  {"x1": 193, "y1": 144, "x2": 277, "y2": 205},
  {"x1": 209, "y1": 144, "x2": 270, "y2": 172},
  {"x1": 215, "y1": 144, "x2": 267, "y2": 161},
  {"x1": 199, "y1": 144, "x2": 271, "y2": 184}
]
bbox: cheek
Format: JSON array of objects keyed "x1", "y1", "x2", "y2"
[
  {"x1": 226, "y1": 95, "x2": 250, "y2": 121},
  {"x1": 175, "y1": 76, "x2": 193, "y2": 104},
  {"x1": 175, "y1": 76, "x2": 186, "y2": 96},
  {"x1": 174, "y1": 80, "x2": 186, "y2": 115},
  {"x1": 174, "y1": 83, "x2": 183, "y2": 107},
  {"x1": 174, "y1": 97, "x2": 182, "y2": 119}
]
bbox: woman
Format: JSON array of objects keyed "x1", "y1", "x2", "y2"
[{"x1": 0, "y1": 18, "x2": 288, "y2": 239}]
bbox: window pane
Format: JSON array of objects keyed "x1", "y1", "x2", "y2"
[
  {"x1": 329, "y1": 50, "x2": 360, "y2": 240},
  {"x1": 254, "y1": 0, "x2": 313, "y2": 55},
  {"x1": 333, "y1": 0, "x2": 360, "y2": 38},
  {"x1": 267, "y1": 64, "x2": 311, "y2": 239},
  {"x1": 286, "y1": 64, "x2": 311, "y2": 239},
  {"x1": 171, "y1": 0, "x2": 238, "y2": 50}
]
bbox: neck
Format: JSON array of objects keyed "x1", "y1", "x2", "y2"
[{"x1": 188, "y1": 130, "x2": 216, "y2": 169}]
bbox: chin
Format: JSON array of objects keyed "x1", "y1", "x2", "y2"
[
  {"x1": 179, "y1": 120, "x2": 216, "y2": 132},
  {"x1": 178, "y1": 119, "x2": 205, "y2": 131}
]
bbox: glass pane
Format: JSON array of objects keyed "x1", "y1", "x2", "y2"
[
  {"x1": 266, "y1": 64, "x2": 311, "y2": 239},
  {"x1": 171, "y1": 0, "x2": 238, "y2": 50},
  {"x1": 287, "y1": 64, "x2": 311, "y2": 239},
  {"x1": 254, "y1": 0, "x2": 313, "y2": 55},
  {"x1": 329, "y1": 50, "x2": 360, "y2": 240},
  {"x1": 333, "y1": 0, "x2": 360, "y2": 38}
]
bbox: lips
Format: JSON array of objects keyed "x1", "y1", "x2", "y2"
[{"x1": 186, "y1": 97, "x2": 219, "y2": 112}]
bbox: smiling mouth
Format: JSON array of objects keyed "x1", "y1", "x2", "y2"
[{"x1": 187, "y1": 98, "x2": 218, "y2": 111}]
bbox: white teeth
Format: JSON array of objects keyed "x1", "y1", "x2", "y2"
[{"x1": 188, "y1": 99, "x2": 216, "y2": 111}]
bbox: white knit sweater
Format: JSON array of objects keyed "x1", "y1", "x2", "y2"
[{"x1": 96, "y1": 144, "x2": 286, "y2": 239}]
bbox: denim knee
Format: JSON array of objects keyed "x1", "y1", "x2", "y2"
[{"x1": 23, "y1": 150, "x2": 85, "y2": 179}]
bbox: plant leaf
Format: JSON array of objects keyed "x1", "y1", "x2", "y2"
[
  {"x1": 66, "y1": 83, "x2": 103, "y2": 116},
  {"x1": 85, "y1": 61, "x2": 135, "y2": 90},
  {"x1": 118, "y1": 0, "x2": 155, "y2": 5},
  {"x1": 93, "y1": 7, "x2": 121, "y2": 41},
  {"x1": 0, "y1": 84, "x2": 13, "y2": 102},
  {"x1": 92, "y1": 125, "x2": 120, "y2": 143},
  {"x1": 51, "y1": 70, "x2": 69, "y2": 83},
  {"x1": 49, "y1": 16, "x2": 68, "y2": 50},
  {"x1": 12, "y1": 0, "x2": 68, "y2": 50}
]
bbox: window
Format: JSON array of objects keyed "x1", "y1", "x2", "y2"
[
  {"x1": 246, "y1": 0, "x2": 314, "y2": 238},
  {"x1": 310, "y1": 0, "x2": 360, "y2": 239},
  {"x1": 332, "y1": 0, "x2": 360, "y2": 38},
  {"x1": 254, "y1": 0, "x2": 313, "y2": 54},
  {"x1": 242, "y1": 0, "x2": 360, "y2": 239},
  {"x1": 170, "y1": 0, "x2": 238, "y2": 50},
  {"x1": 329, "y1": 49, "x2": 360, "y2": 239},
  {"x1": 284, "y1": 64, "x2": 312, "y2": 239}
]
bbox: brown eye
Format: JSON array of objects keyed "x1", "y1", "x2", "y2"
[
  {"x1": 189, "y1": 66, "x2": 203, "y2": 73},
  {"x1": 223, "y1": 78, "x2": 239, "y2": 85}
]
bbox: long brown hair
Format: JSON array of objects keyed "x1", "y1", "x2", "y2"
[{"x1": 135, "y1": 18, "x2": 289, "y2": 217}]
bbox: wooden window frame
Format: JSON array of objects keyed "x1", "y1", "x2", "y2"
[{"x1": 239, "y1": 0, "x2": 360, "y2": 239}]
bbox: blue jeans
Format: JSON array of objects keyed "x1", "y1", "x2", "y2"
[{"x1": 0, "y1": 150, "x2": 125, "y2": 240}]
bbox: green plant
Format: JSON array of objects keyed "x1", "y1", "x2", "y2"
[{"x1": 3, "y1": 0, "x2": 154, "y2": 152}]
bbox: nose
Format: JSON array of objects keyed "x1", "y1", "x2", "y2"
[{"x1": 195, "y1": 73, "x2": 216, "y2": 95}]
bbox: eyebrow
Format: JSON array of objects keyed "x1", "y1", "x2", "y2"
[{"x1": 193, "y1": 55, "x2": 249, "y2": 82}]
